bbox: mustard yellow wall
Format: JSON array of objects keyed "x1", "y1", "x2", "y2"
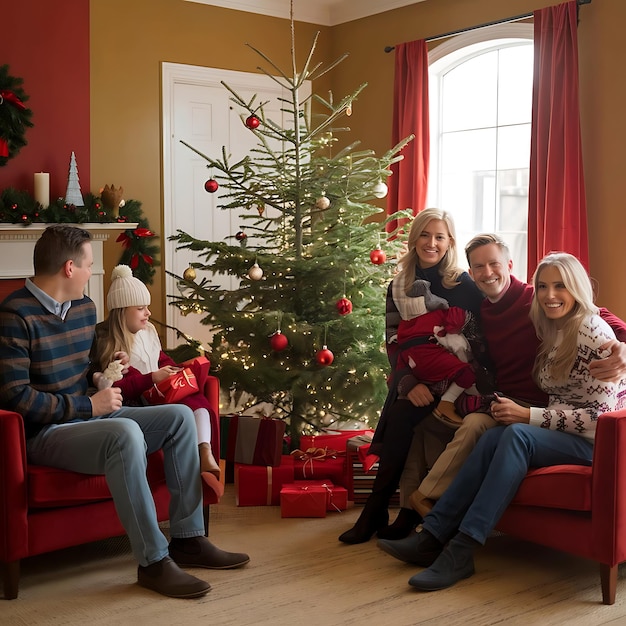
[
  {"x1": 91, "y1": 0, "x2": 626, "y2": 322},
  {"x1": 90, "y1": 0, "x2": 330, "y2": 323}
]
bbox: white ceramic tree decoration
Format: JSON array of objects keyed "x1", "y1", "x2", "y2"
[{"x1": 65, "y1": 151, "x2": 85, "y2": 206}]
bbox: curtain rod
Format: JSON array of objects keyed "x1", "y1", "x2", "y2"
[{"x1": 384, "y1": 0, "x2": 592, "y2": 53}]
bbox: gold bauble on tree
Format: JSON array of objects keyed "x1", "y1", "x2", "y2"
[{"x1": 183, "y1": 265, "x2": 197, "y2": 281}]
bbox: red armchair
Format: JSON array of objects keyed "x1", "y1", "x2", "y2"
[
  {"x1": 0, "y1": 375, "x2": 223, "y2": 600},
  {"x1": 496, "y1": 409, "x2": 626, "y2": 605}
]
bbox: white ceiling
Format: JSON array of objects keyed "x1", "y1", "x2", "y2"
[{"x1": 185, "y1": 0, "x2": 428, "y2": 26}]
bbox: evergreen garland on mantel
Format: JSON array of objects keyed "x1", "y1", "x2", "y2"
[{"x1": 0, "y1": 188, "x2": 160, "y2": 284}]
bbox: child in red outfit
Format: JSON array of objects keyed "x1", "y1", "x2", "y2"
[{"x1": 394, "y1": 278, "x2": 477, "y2": 426}]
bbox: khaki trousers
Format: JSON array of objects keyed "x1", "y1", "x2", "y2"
[{"x1": 399, "y1": 411, "x2": 498, "y2": 508}]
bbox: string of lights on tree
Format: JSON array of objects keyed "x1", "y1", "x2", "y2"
[{"x1": 168, "y1": 13, "x2": 414, "y2": 443}]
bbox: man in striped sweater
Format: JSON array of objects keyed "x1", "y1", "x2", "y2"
[{"x1": 0, "y1": 225, "x2": 249, "y2": 599}]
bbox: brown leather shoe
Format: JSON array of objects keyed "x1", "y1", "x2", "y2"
[
  {"x1": 432, "y1": 401, "x2": 464, "y2": 428},
  {"x1": 169, "y1": 536, "x2": 250, "y2": 570},
  {"x1": 409, "y1": 489, "x2": 436, "y2": 518},
  {"x1": 137, "y1": 556, "x2": 211, "y2": 598}
]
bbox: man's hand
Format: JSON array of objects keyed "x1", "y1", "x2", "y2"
[
  {"x1": 589, "y1": 340, "x2": 626, "y2": 383},
  {"x1": 406, "y1": 383, "x2": 435, "y2": 407},
  {"x1": 90, "y1": 387, "x2": 123, "y2": 416}
]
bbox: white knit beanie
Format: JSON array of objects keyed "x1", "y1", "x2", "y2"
[{"x1": 107, "y1": 265, "x2": 151, "y2": 310}]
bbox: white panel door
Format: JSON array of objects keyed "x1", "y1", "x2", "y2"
[{"x1": 162, "y1": 63, "x2": 307, "y2": 349}]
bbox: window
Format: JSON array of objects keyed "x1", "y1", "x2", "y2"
[{"x1": 427, "y1": 24, "x2": 533, "y2": 278}]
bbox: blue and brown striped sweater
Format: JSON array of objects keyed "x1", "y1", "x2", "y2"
[{"x1": 0, "y1": 287, "x2": 96, "y2": 439}]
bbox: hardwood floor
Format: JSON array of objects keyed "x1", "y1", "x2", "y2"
[{"x1": 4, "y1": 486, "x2": 626, "y2": 625}]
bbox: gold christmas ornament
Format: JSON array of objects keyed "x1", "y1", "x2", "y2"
[
  {"x1": 257, "y1": 203, "x2": 265, "y2": 216},
  {"x1": 248, "y1": 262, "x2": 263, "y2": 280},
  {"x1": 183, "y1": 266, "x2": 197, "y2": 281},
  {"x1": 315, "y1": 195, "x2": 331, "y2": 210}
]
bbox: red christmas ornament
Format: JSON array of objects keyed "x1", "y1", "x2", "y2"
[
  {"x1": 20, "y1": 214, "x2": 28, "y2": 222},
  {"x1": 369, "y1": 247, "x2": 387, "y2": 265},
  {"x1": 235, "y1": 230, "x2": 247, "y2": 241},
  {"x1": 270, "y1": 331, "x2": 288, "y2": 351},
  {"x1": 336, "y1": 297, "x2": 353, "y2": 316},
  {"x1": 316, "y1": 346, "x2": 334, "y2": 366},
  {"x1": 245, "y1": 114, "x2": 260, "y2": 129},
  {"x1": 204, "y1": 178, "x2": 219, "y2": 193}
]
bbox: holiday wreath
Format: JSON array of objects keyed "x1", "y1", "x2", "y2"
[{"x1": 0, "y1": 65, "x2": 34, "y2": 166}]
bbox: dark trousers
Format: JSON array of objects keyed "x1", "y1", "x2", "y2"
[{"x1": 368, "y1": 399, "x2": 433, "y2": 510}]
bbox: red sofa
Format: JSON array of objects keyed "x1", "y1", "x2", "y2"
[
  {"x1": 0, "y1": 375, "x2": 223, "y2": 600},
  {"x1": 496, "y1": 409, "x2": 626, "y2": 605}
]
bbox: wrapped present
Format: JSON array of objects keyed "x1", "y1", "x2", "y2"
[
  {"x1": 227, "y1": 415, "x2": 286, "y2": 467},
  {"x1": 291, "y1": 447, "x2": 347, "y2": 487},
  {"x1": 299, "y1": 429, "x2": 375, "y2": 453},
  {"x1": 347, "y1": 434, "x2": 379, "y2": 473},
  {"x1": 235, "y1": 455, "x2": 294, "y2": 506},
  {"x1": 280, "y1": 484, "x2": 328, "y2": 518},
  {"x1": 346, "y1": 446, "x2": 399, "y2": 507},
  {"x1": 180, "y1": 355, "x2": 210, "y2": 387},
  {"x1": 292, "y1": 480, "x2": 348, "y2": 512},
  {"x1": 142, "y1": 367, "x2": 199, "y2": 405}
]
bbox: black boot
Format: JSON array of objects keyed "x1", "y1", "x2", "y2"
[
  {"x1": 338, "y1": 502, "x2": 389, "y2": 544},
  {"x1": 377, "y1": 507, "x2": 422, "y2": 540}
]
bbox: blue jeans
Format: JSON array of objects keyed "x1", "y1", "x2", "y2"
[
  {"x1": 26, "y1": 404, "x2": 204, "y2": 567},
  {"x1": 422, "y1": 423, "x2": 594, "y2": 545}
]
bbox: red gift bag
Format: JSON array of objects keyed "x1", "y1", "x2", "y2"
[{"x1": 142, "y1": 367, "x2": 199, "y2": 405}]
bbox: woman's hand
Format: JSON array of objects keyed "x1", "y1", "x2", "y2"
[
  {"x1": 589, "y1": 340, "x2": 626, "y2": 383},
  {"x1": 152, "y1": 365, "x2": 181, "y2": 384},
  {"x1": 490, "y1": 395, "x2": 530, "y2": 425},
  {"x1": 406, "y1": 383, "x2": 435, "y2": 407}
]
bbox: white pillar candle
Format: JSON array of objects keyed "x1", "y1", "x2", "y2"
[{"x1": 34, "y1": 172, "x2": 50, "y2": 207}]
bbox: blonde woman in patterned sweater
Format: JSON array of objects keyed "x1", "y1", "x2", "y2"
[{"x1": 378, "y1": 252, "x2": 626, "y2": 591}]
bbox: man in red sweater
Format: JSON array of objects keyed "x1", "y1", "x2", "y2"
[{"x1": 398, "y1": 233, "x2": 626, "y2": 521}]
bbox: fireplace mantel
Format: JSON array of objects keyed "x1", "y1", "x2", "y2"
[{"x1": 0, "y1": 223, "x2": 138, "y2": 321}]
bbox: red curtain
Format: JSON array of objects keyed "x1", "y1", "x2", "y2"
[
  {"x1": 528, "y1": 0, "x2": 588, "y2": 279},
  {"x1": 387, "y1": 40, "x2": 430, "y2": 231}
]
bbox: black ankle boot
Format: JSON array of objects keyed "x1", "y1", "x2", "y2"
[
  {"x1": 338, "y1": 507, "x2": 389, "y2": 544},
  {"x1": 377, "y1": 507, "x2": 422, "y2": 540}
]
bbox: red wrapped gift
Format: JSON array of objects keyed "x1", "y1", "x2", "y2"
[
  {"x1": 347, "y1": 435, "x2": 379, "y2": 473},
  {"x1": 291, "y1": 448, "x2": 347, "y2": 487},
  {"x1": 181, "y1": 355, "x2": 210, "y2": 388},
  {"x1": 292, "y1": 480, "x2": 348, "y2": 512},
  {"x1": 299, "y1": 429, "x2": 375, "y2": 453},
  {"x1": 280, "y1": 484, "x2": 327, "y2": 518},
  {"x1": 227, "y1": 415, "x2": 286, "y2": 467},
  {"x1": 235, "y1": 456, "x2": 295, "y2": 506},
  {"x1": 142, "y1": 367, "x2": 199, "y2": 405}
]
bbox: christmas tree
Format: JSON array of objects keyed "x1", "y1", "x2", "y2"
[{"x1": 169, "y1": 8, "x2": 413, "y2": 445}]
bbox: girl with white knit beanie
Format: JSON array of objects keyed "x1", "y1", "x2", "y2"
[{"x1": 92, "y1": 265, "x2": 221, "y2": 480}]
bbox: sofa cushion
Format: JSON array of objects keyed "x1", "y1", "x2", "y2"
[
  {"x1": 511, "y1": 464, "x2": 592, "y2": 511},
  {"x1": 28, "y1": 451, "x2": 167, "y2": 508}
]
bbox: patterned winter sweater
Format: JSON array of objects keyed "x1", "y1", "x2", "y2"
[
  {"x1": 530, "y1": 315, "x2": 626, "y2": 442},
  {"x1": 0, "y1": 287, "x2": 95, "y2": 439}
]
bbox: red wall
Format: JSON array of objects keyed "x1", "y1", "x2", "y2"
[{"x1": 0, "y1": 0, "x2": 90, "y2": 203}]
